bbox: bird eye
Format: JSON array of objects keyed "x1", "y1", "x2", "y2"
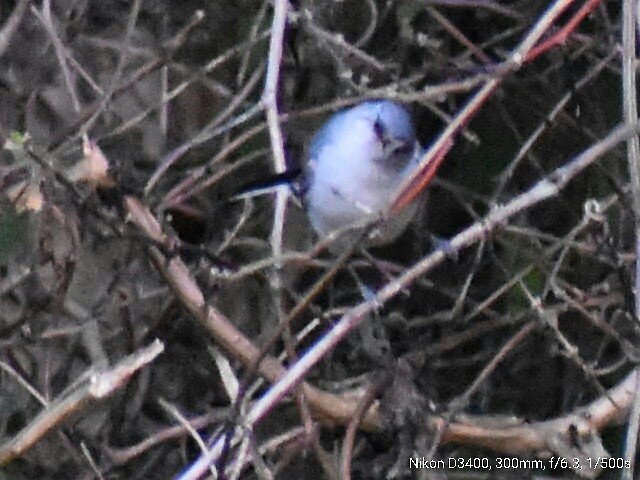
[{"x1": 392, "y1": 141, "x2": 413, "y2": 156}]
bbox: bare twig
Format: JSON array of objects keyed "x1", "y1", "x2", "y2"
[
  {"x1": 0, "y1": 340, "x2": 164, "y2": 465},
  {"x1": 621, "y1": 1, "x2": 640, "y2": 477},
  {"x1": 0, "y1": 0, "x2": 30, "y2": 59},
  {"x1": 32, "y1": 0, "x2": 82, "y2": 113}
]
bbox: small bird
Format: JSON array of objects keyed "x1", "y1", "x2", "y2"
[
  {"x1": 235, "y1": 100, "x2": 423, "y2": 251},
  {"x1": 302, "y1": 100, "x2": 422, "y2": 250}
]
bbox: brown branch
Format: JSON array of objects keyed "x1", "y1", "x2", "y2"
[{"x1": 0, "y1": 340, "x2": 164, "y2": 465}]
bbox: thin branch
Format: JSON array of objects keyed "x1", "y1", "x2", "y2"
[
  {"x1": 0, "y1": 0, "x2": 30, "y2": 59},
  {"x1": 621, "y1": 0, "x2": 640, "y2": 477},
  {"x1": 0, "y1": 340, "x2": 164, "y2": 465}
]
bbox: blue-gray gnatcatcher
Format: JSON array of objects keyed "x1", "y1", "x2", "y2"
[
  {"x1": 302, "y1": 100, "x2": 422, "y2": 250},
  {"x1": 235, "y1": 100, "x2": 422, "y2": 251}
]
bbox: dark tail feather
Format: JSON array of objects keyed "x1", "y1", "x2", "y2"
[{"x1": 230, "y1": 168, "x2": 303, "y2": 201}]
